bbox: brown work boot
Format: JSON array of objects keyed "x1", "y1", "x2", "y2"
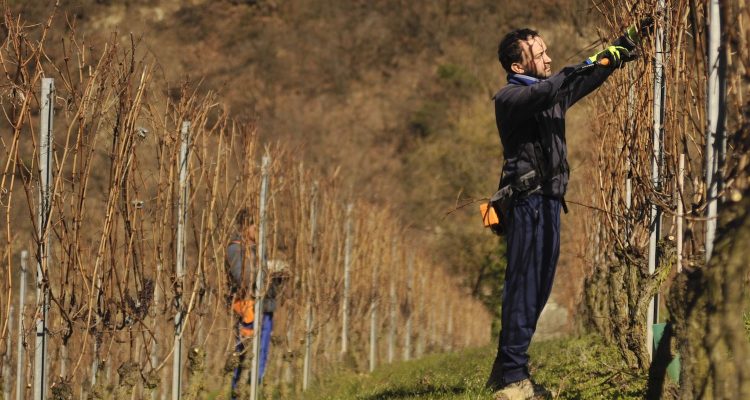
[
  {"x1": 493, "y1": 379, "x2": 534, "y2": 400},
  {"x1": 530, "y1": 380, "x2": 551, "y2": 398}
]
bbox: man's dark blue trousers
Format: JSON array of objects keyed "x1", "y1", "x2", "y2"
[{"x1": 487, "y1": 194, "x2": 561, "y2": 388}]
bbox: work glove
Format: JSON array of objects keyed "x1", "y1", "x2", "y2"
[
  {"x1": 626, "y1": 16, "x2": 655, "y2": 42},
  {"x1": 615, "y1": 16, "x2": 656, "y2": 50},
  {"x1": 587, "y1": 45, "x2": 634, "y2": 68}
]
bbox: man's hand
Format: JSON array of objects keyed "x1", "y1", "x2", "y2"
[
  {"x1": 626, "y1": 16, "x2": 655, "y2": 43},
  {"x1": 587, "y1": 45, "x2": 634, "y2": 68},
  {"x1": 614, "y1": 17, "x2": 655, "y2": 51}
]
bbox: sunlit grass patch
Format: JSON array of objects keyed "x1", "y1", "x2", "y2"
[
  {"x1": 303, "y1": 335, "x2": 646, "y2": 400},
  {"x1": 530, "y1": 335, "x2": 646, "y2": 399}
]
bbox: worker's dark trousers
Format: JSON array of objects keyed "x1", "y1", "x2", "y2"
[{"x1": 487, "y1": 195, "x2": 561, "y2": 388}]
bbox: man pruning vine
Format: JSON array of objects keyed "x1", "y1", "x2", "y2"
[{"x1": 485, "y1": 18, "x2": 653, "y2": 400}]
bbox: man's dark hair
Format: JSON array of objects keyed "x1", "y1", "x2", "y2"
[
  {"x1": 497, "y1": 28, "x2": 539, "y2": 73},
  {"x1": 235, "y1": 207, "x2": 253, "y2": 227}
]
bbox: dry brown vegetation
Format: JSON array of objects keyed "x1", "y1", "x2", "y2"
[
  {"x1": 583, "y1": 0, "x2": 750, "y2": 397},
  {"x1": 2, "y1": 0, "x2": 748, "y2": 398},
  {"x1": 5, "y1": 0, "x2": 605, "y2": 322},
  {"x1": 0, "y1": 8, "x2": 491, "y2": 399}
]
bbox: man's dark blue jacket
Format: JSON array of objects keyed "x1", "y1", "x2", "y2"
[{"x1": 493, "y1": 65, "x2": 614, "y2": 198}]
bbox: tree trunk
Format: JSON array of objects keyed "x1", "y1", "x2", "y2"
[
  {"x1": 658, "y1": 191, "x2": 750, "y2": 399},
  {"x1": 585, "y1": 240, "x2": 675, "y2": 371}
]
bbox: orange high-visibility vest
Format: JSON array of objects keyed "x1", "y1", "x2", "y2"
[{"x1": 232, "y1": 298, "x2": 255, "y2": 337}]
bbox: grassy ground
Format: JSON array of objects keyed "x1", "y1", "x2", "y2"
[{"x1": 301, "y1": 335, "x2": 646, "y2": 400}]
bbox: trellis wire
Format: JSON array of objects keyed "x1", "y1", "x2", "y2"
[
  {"x1": 15, "y1": 251, "x2": 27, "y2": 400},
  {"x1": 340, "y1": 203, "x2": 353, "y2": 357},
  {"x1": 704, "y1": 0, "x2": 726, "y2": 262},
  {"x1": 677, "y1": 154, "x2": 685, "y2": 273},
  {"x1": 388, "y1": 240, "x2": 397, "y2": 364},
  {"x1": 647, "y1": 0, "x2": 668, "y2": 360},
  {"x1": 302, "y1": 182, "x2": 317, "y2": 391},
  {"x1": 34, "y1": 77, "x2": 54, "y2": 400},
  {"x1": 368, "y1": 231, "x2": 379, "y2": 372},
  {"x1": 403, "y1": 253, "x2": 413, "y2": 361},
  {"x1": 249, "y1": 154, "x2": 270, "y2": 400},
  {"x1": 3, "y1": 306, "x2": 12, "y2": 400},
  {"x1": 171, "y1": 120, "x2": 190, "y2": 400}
]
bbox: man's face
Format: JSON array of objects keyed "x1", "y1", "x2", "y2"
[
  {"x1": 243, "y1": 223, "x2": 257, "y2": 243},
  {"x1": 516, "y1": 36, "x2": 552, "y2": 78}
]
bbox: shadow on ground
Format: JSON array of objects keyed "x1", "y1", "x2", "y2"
[{"x1": 360, "y1": 385, "x2": 465, "y2": 399}]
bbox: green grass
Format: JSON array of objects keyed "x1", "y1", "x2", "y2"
[
  {"x1": 301, "y1": 335, "x2": 646, "y2": 400},
  {"x1": 530, "y1": 336, "x2": 647, "y2": 399}
]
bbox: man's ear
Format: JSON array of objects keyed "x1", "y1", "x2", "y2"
[{"x1": 510, "y1": 62, "x2": 525, "y2": 74}]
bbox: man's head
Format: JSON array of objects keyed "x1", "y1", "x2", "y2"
[
  {"x1": 235, "y1": 207, "x2": 253, "y2": 227},
  {"x1": 497, "y1": 28, "x2": 552, "y2": 79},
  {"x1": 235, "y1": 207, "x2": 257, "y2": 242}
]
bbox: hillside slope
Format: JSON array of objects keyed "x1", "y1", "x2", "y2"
[{"x1": 12, "y1": 0, "x2": 609, "y2": 327}]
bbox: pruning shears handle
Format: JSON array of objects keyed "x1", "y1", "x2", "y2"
[{"x1": 574, "y1": 58, "x2": 612, "y2": 74}]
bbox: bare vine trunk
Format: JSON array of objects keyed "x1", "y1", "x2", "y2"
[
  {"x1": 655, "y1": 191, "x2": 750, "y2": 399},
  {"x1": 624, "y1": 245, "x2": 675, "y2": 370},
  {"x1": 585, "y1": 241, "x2": 675, "y2": 370}
]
